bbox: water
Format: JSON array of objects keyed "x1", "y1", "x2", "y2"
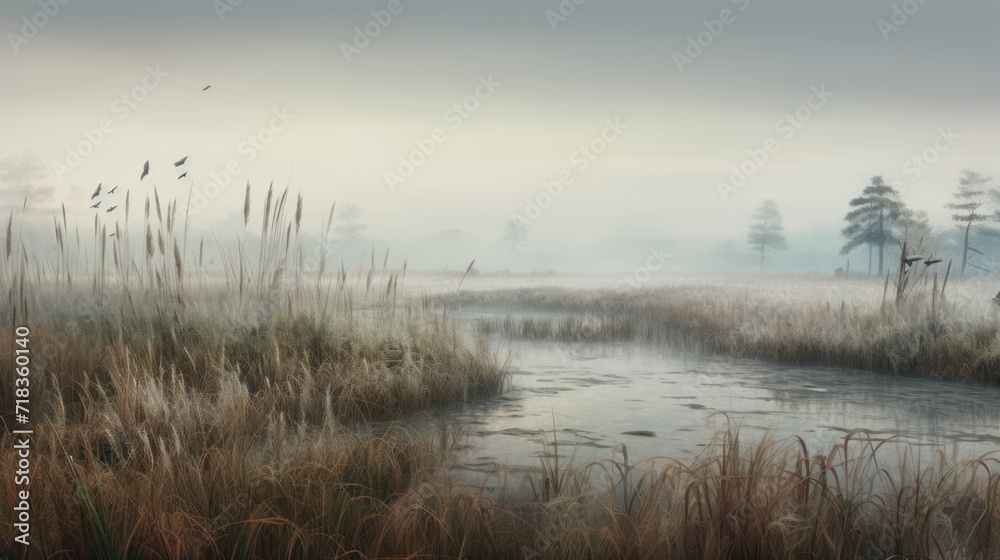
[{"x1": 420, "y1": 311, "x2": 1000, "y2": 482}]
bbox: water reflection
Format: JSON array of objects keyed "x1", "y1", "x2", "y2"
[{"x1": 415, "y1": 322, "x2": 1000, "y2": 482}]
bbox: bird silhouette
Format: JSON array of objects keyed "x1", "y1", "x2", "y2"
[
  {"x1": 140, "y1": 160, "x2": 149, "y2": 181},
  {"x1": 174, "y1": 156, "x2": 188, "y2": 167},
  {"x1": 90, "y1": 201, "x2": 101, "y2": 209},
  {"x1": 178, "y1": 172, "x2": 188, "y2": 179},
  {"x1": 91, "y1": 184, "x2": 101, "y2": 199},
  {"x1": 108, "y1": 185, "x2": 118, "y2": 195},
  {"x1": 202, "y1": 85, "x2": 211, "y2": 91},
  {"x1": 106, "y1": 205, "x2": 118, "y2": 213}
]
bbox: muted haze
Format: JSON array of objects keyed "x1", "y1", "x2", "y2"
[{"x1": 2, "y1": 0, "x2": 998, "y2": 271}]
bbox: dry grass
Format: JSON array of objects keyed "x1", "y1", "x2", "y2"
[
  {"x1": 461, "y1": 277, "x2": 1000, "y2": 382},
  {"x1": 3, "y1": 190, "x2": 1000, "y2": 557},
  {"x1": 375, "y1": 426, "x2": 1000, "y2": 559},
  {"x1": 0, "y1": 187, "x2": 508, "y2": 558}
]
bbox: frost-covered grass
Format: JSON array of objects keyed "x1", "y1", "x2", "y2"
[
  {"x1": 456, "y1": 276, "x2": 1000, "y2": 382},
  {"x1": 2, "y1": 185, "x2": 999, "y2": 557},
  {"x1": 0, "y1": 186, "x2": 508, "y2": 558}
]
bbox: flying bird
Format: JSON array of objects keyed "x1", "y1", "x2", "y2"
[
  {"x1": 90, "y1": 201, "x2": 101, "y2": 209},
  {"x1": 106, "y1": 205, "x2": 118, "y2": 213},
  {"x1": 178, "y1": 172, "x2": 188, "y2": 179},
  {"x1": 91, "y1": 184, "x2": 101, "y2": 199},
  {"x1": 202, "y1": 85, "x2": 211, "y2": 91},
  {"x1": 174, "y1": 156, "x2": 188, "y2": 167},
  {"x1": 140, "y1": 160, "x2": 149, "y2": 181},
  {"x1": 108, "y1": 185, "x2": 118, "y2": 195}
]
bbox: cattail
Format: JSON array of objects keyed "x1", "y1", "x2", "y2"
[
  {"x1": 146, "y1": 227, "x2": 154, "y2": 258},
  {"x1": 157, "y1": 230, "x2": 165, "y2": 256},
  {"x1": 5, "y1": 213, "x2": 11, "y2": 261},
  {"x1": 125, "y1": 190, "x2": 130, "y2": 222},
  {"x1": 262, "y1": 182, "x2": 274, "y2": 236},
  {"x1": 295, "y1": 194, "x2": 303, "y2": 234},
  {"x1": 198, "y1": 238, "x2": 204, "y2": 269},
  {"x1": 145, "y1": 197, "x2": 150, "y2": 220},
  {"x1": 243, "y1": 182, "x2": 251, "y2": 226},
  {"x1": 154, "y1": 188, "x2": 162, "y2": 223},
  {"x1": 173, "y1": 241, "x2": 183, "y2": 281}
]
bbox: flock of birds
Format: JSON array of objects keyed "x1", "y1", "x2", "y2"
[
  {"x1": 88, "y1": 156, "x2": 191, "y2": 214},
  {"x1": 86, "y1": 85, "x2": 211, "y2": 231}
]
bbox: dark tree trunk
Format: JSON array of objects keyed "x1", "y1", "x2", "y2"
[{"x1": 961, "y1": 219, "x2": 972, "y2": 276}]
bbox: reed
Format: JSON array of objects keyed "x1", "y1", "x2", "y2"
[{"x1": 0, "y1": 185, "x2": 508, "y2": 558}]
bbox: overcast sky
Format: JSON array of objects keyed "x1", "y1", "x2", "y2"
[{"x1": 2, "y1": 0, "x2": 998, "y2": 253}]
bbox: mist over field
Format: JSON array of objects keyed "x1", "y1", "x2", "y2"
[
  {"x1": 2, "y1": 0, "x2": 998, "y2": 277},
  {"x1": 5, "y1": 2, "x2": 1000, "y2": 559}
]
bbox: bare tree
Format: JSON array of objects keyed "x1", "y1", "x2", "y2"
[{"x1": 947, "y1": 169, "x2": 994, "y2": 276}]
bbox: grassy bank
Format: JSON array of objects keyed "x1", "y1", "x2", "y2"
[
  {"x1": 2, "y1": 186, "x2": 999, "y2": 557},
  {"x1": 453, "y1": 280, "x2": 1000, "y2": 382},
  {"x1": 0, "y1": 186, "x2": 508, "y2": 558}
]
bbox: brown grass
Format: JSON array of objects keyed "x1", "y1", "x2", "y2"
[{"x1": 460, "y1": 280, "x2": 1000, "y2": 383}]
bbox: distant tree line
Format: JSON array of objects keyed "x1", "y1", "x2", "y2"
[{"x1": 746, "y1": 170, "x2": 999, "y2": 277}]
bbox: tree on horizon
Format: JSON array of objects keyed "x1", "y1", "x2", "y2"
[
  {"x1": 947, "y1": 169, "x2": 996, "y2": 276},
  {"x1": 840, "y1": 176, "x2": 904, "y2": 277},
  {"x1": 502, "y1": 218, "x2": 527, "y2": 250},
  {"x1": 746, "y1": 199, "x2": 787, "y2": 272}
]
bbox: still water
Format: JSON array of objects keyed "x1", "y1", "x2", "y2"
[{"x1": 420, "y1": 312, "x2": 1000, "y2": 481}]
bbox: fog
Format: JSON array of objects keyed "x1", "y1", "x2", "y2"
[{"x1": 2, "y1": 0, "x2": 998, "y2": 275}]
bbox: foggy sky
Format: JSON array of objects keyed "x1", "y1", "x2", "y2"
[{"x1": 2, "y1": 0, "x2": 998, "y2": 263}]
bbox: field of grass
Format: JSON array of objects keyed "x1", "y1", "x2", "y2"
[
  {"x1": 454, "y1": 275, "x2": 1000, "y2": 383},
  {"x1": 2, "y1": 188, "x2": 1000, "y2": 558}
]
